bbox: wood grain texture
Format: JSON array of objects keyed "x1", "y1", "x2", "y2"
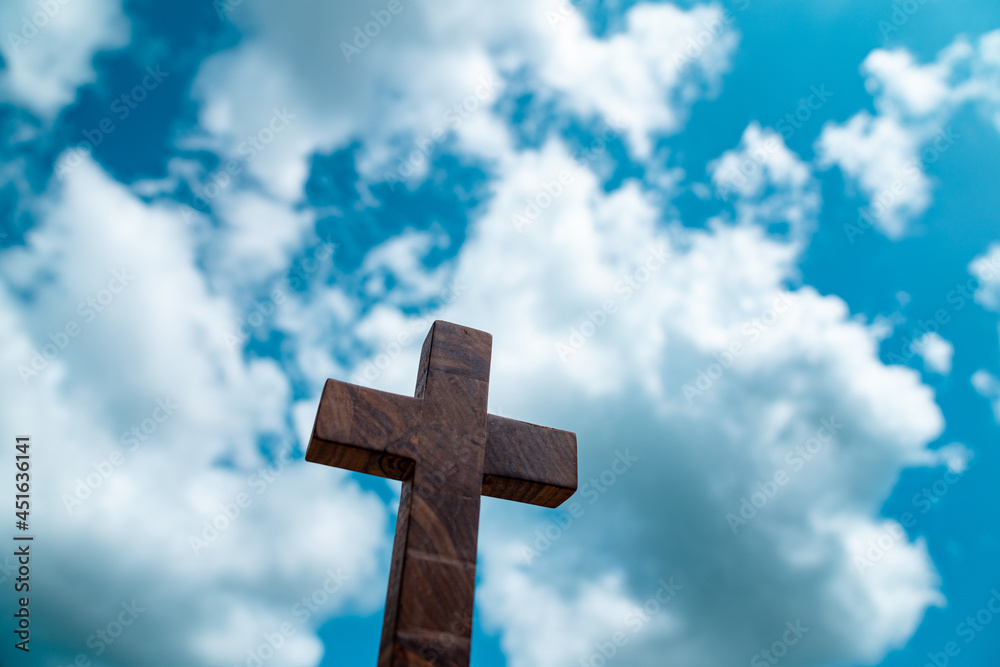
[
  {"x1": 483, "y1": 415, "x2": 578, "y2": 508},
  {"x1": 305, "y1": 320, "x2": 578, "y2": 666}
]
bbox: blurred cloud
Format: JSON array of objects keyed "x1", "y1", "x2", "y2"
[
  {"x1": 0, "y1": 0, "x2": 129, "y2": 117},
  {"x1": 1, "y1": 1, "x2": 998, "y2": 666},
  {"x1": 911, "y1": 332, "x2": 954, "y2": 375},
  {"x1": 817, "y1": 30, "x2": 1000, "y2": 238},
  {"x1": 319, "y1": 120, "x2": 946, "y2": 665}
]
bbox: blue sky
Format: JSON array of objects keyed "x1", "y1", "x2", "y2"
[{"x1": 1, "y1": 0, "x2": 999, "y2": 665}]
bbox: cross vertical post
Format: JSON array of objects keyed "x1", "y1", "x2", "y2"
[{"x1": 306, "y1": 321, "x2": 578, "y2": 666}]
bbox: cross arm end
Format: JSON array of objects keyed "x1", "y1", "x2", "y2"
[
  {"x1": 305, "y1": 379, "x2": 420, "y2": 480},
  {"x1": 482, "y1": 414, "x2": 578, "y2": 508}
]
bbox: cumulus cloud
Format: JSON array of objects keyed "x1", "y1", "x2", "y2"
[
  {"x1": 817, "y1": 30, "x2": 1000, "y2": 238},
  {"x1": 188, "y1": 0, "x2": 738, "y2": 199},
  {"x1": 0, "y1": 2, "x2": 960, "y2": 666},
  {"x1": 911, "y1": 332, "x2": 954, "y2": 375},
  {"x1": 0, "y1": 156, "x2": 390, "y2": 666},
  {"x1": 312, "y1": 122, "x2": 947, "y2": 666},
  {"x1": 816, "y1": 111, "x2": 934, "y2": 238},
  {"x1": 710, "y1": 122, "x2": 820, "y2": 242},
  {"x1": 0, "y1": 0, "x2": 129, "y2": 117}
]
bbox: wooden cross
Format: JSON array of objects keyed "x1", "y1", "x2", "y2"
[{"x1": 306, "y1": 320, "x2": 577, "y2": 666}]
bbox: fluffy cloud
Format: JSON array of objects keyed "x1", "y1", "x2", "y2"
[
  {"x1": 710, "y1": 122, "x2": 819, "y2": 242},
  {"x1": 319, "y1": 123, "x2": 946, "y2": 666},
  {"x1": 816, "y1": 111, "x2": 933, "y2": 238},
  {"x1": 0, "y1": 2, "x2": 961, "y2": 666},
  {"x1": 188, "y1": 0, "x2": 738, "y2": 200},
  {"x1": 0, "y1": 0, "x2": 129, "y2": 117},
  {"x1": 967, "y1": 244, "x2": 1000, "y2": 421},
  {"x1": 968, "y1": 243, "x2": 1000, "y2": 423},
  {"x1": 0, "y1": 156, "x2": 389, "y2": 666},
  {"x1": 970, "y1": 242, "x2": 1000, "y2": 312},
  {"x1": 817, "y1": 30, "x2": 1000, "y2": 238},
  {"x1": 911, "y1": 332, "x2": 954, "y2": 375},
  {"x1": 971, "y1": 369, "x2": 1000, "y2": 422}
]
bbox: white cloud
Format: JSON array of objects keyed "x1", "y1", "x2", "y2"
[
  {"x1": 862, "y1": 47, "x2": 956, "y2": 118},
  {"x1": 532, "y1": 2, "x2": 738, "y2": 158},
  {"x1": 817, "y1": 111, "x2": 932, "y2": 238},
  {"x1": 0, "y1": 2, "x2": 961, "y2": 666},
  {"x1": 710, "y1": 122, "x2": 820, "y2": 242},
  {"x1": 933, "y1": 442, "x2": 972, "y2": 475},
  {"x1": 970, "y1": 242, "x2": 1000, "y2": 312},
  {"x1": 817, "y1": 30, "x2": 1000, "y2": 238},
  {"x1": 478, "y1": 546, "x2": 650, "y2": 667},
  {"x1": 207, "y1": 190, "x2": 315, "y2": 293},
  {"x1": 0, "y1": 156, "x2": 390, "y2": 666},
  {"x1": 966, "y1": 244, "x2": 1000, "y2": 422},
  {"x1": 0, "y1": 0, "x2": 129, "y2": 118},
  {"x1": 188, "y1": 0, "x2": 739, "y2": 200},
  {"x1": 911, "y1": 332, "x2": 954, "y2": 375},
  {"x1": 971, "y1": 369, "x2": 1000, "y2": 422},
  {"x1": 324, "y1": 126, "x2": 946, "y2": 666}
]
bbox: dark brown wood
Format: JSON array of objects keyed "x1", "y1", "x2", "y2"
[{"x1": 305, "y1": 320, "x2": 578, "y2": 666}]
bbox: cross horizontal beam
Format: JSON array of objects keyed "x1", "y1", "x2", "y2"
[
  {"x1": 307, "y1": 380, "x2": 577, "y2": 507},
  {"x1": 305, "y1": 320, "x2": 577, "y2": 666}
]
